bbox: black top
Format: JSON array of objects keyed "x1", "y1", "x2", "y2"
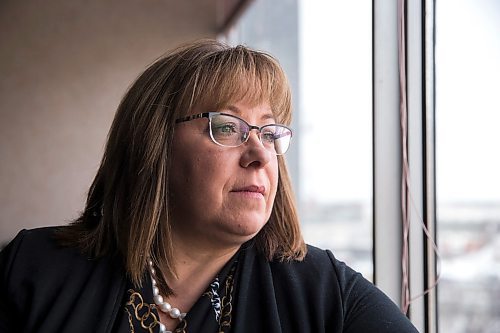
[{"x1": 0, "y1": 227, "x2": 419, "y2": 332}]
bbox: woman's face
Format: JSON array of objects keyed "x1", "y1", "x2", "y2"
[{"x1": 169, "y1": 100, "x2": 279, "y2": 248}]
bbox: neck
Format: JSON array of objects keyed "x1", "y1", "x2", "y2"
[
  {"x1": 165, "y1": 221, "x2": 246, "y2": 282},
  {"x1": 154, "y1": 232, "x2": 240, "y2": 316},
  {"x1": 167, "y1": 235, "x2": 240, "y2": 289},
  {"x1": 152, "y1": 228, "x2": 243, "y2": 331}
]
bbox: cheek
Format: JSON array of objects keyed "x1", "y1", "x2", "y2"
[
  {"x1": 170, "y1": 148, "x2": 228, "y2": 201},
  {"x1": 169, "y1": 150, "x2": 200, "y2": 201}
]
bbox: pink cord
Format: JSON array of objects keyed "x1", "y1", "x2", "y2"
[{"x1": 398, "y1": 0, "x2": 441, "y2": 315}]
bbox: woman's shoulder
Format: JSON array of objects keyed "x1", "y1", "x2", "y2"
[
  {"x1": 2, "y1": 227, "x2": 88, "y2": 291},
  {"x1": 269, "y1": 244, "x2": 384, "y2": 308},
  {"x1": 0, "y1": 226, "x2": 127, "y2": 332},
  {"x1": 1, "y1": 226, "x2": 124, "y2": 281},
  {"x1": 264, "y1": 245, "x2": 418, "y2": 332},
  {"x1": 268, "y1": 244, "x2": 365, "y2": 284},
  {"x1": 1, "y1": 226, "x2": 128, "y2": 302},
  {"x1": 3, "y1": 226, "x2": 62, "y2": 250},
  {"x1": 270, "y1": 245, "x2": 367, "y2": 293},
  {"x1": 1, "y1": 226, "x2": 84, "y2": 270}
]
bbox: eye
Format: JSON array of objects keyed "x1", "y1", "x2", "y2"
[
  {"x1": 261, "y1": 128, "x2": 277, "y2": 143},
  {"x1": 212, "y1": 122, "x2": 239, "y2": 136}
]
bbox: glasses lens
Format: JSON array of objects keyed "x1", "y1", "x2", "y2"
[
  {"x1": 261, "y1": 125, "x2": 292, "y2": 155},
  {"x1": 210, "y1": 114, "x2": 248, "y2": 147}
]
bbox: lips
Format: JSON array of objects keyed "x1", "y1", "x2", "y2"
[{"x1": 231, "y1": 185, "x2": 266, "y2": 195}]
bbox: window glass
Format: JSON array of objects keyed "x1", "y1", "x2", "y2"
[
  {"x1": 436, "y1": 1, "x2": 500, "y2": 332},
  {"x1": 224, "y1": 0, "x2": 373, "y2": 279}
]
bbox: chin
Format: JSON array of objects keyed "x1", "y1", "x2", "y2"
[{"x1": 225, "y1": 217, "x2": 268, "y2": 240}]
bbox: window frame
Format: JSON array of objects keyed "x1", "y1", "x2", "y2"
[{"x1": 373, "y1": 0, "x2": 438, "y2": 332}]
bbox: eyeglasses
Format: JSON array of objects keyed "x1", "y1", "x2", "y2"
[{"x1": 175, "y1": 112, "x2": 293, "y2": 155}]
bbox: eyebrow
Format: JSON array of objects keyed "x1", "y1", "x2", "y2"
[{"x1": 225, "y1": 105, "x2": 276, "y2": 122}]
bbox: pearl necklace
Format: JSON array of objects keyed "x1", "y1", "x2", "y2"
[{"x1": 148, "y1": 259, "x2": 187, "y2": 333}]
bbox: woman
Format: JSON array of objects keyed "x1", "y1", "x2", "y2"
[{"x1": 0, "y1": 40, "x2": 418, "y2": 332}]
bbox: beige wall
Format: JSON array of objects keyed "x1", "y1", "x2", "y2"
[{"x1": 0, "y1": 0, "x2": 218, "y2": 245}]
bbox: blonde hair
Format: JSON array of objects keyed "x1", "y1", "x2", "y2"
[{"x1": 59, "y1": 40, "x2": 306, "y2": 293}]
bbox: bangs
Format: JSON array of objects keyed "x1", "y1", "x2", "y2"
[{"x1": 176, "y1": 44, "x2": 292, "y2": 125}]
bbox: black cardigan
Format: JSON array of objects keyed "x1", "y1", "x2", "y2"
[{"x1": 0, "y1": 227, "x2": 419, "y2": 332}]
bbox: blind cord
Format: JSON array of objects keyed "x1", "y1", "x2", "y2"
[{"x1": 398, "y1": 0, "x2": 441, "y2": 315}]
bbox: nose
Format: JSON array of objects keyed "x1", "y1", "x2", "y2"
[{"x1": 239, "y1": 131, "x2": 272, "y2": 168}]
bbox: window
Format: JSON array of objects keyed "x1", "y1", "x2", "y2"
[{"x1": 436, "y1": 1, "x2": 500, "y2": 332}]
